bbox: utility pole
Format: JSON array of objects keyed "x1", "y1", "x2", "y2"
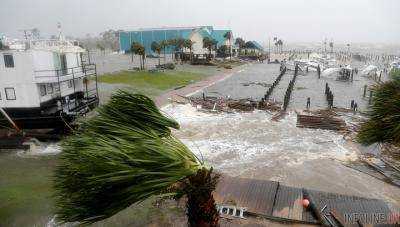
[{"x1": 268, "y1": 37, "x2": 271, "y2": 56}]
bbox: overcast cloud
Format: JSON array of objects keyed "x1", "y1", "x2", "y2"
[{"x1": 0, "y1": 0, "x2": 399, "y2": 44}]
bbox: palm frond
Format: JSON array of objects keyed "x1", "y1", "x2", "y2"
[
  {"x1": 53, "y1": 90, "x2": 202, "y2": 224},
  {"x1": 357, "y1": 69, "x2": 400, "y2": 146}
]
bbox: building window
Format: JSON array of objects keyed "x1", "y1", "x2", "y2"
[
  {"x1": 39, "y1": 84, "x2": 46, "y2": 96},
  {"x1": 46, "y1": 84, "x2": 54, "y2": 94},
  {"x1": 4, "y1": 54, "x2": 14, "y2": 68},
  {"x1": 0, "y1": 91, "x2": 2, "y2": 100},
  {"x1": 68, "y1": 80, "x2": 73, "y2": 88},
  {"x1": 5, "y1": 88, "x2": 16, "y2": 100}
]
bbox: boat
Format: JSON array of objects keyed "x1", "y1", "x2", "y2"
[{"x1": 0, "y1": 37, "x2": 99, "y2": 131}]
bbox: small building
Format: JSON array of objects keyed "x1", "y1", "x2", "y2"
[{"x1": 0, "y1": 39, "x2": 99, "y2": 130}]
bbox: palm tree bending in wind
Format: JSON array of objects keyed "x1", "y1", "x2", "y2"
[{"x1": 53, "y1": 91, "x2": 220, "y2": 227}]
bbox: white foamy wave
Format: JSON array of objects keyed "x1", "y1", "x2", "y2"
[
  {"x1": 164, "y1": 104, "x2": 358, "y2": 176},
  {"x1": 17, "y1": 142, "x2": 61, "y2": 157}
]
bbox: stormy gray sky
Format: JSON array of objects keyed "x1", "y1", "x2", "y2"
[{"x1": 1, "y1": 0, "x2": 399, "y2": 44}]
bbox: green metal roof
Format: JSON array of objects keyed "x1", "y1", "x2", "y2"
[
  {"x1": 211, "y1": 30, "x2": 232, "y2": 47},
  {"x1": 248, "y1": 41, "x2": 264, "y2": 51}
]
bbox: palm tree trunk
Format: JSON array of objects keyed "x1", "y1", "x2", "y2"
[{"x1": 185, "y1": 168, "x2": 220, "y2": 227}]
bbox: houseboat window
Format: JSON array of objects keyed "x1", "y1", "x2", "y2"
[
  {"x1": 46, "y1": 84, "x2": 54, "y2": 94},
  {"x1": 3, "y1": 54, "x2": 14, "y2": 68},
  {"x1": 39, "y1": 84, "x2": 46, "y2": 96},
  {"x1": 5, "y1": 88, "x2": 16, "y2": 100}
]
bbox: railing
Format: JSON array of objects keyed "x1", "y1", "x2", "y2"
[
  {"x1": 34, "y1": 66, "x2": 86, "y2": 80},
  {"x1": 36, "y1": 63, "x2": 99, "y2": 115},
  {"x1": 29, "y1": 39, "x2": 79, "y2": 49}
]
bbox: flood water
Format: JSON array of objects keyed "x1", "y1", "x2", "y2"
[
  {"x1": 195, "y1": 59, "x2": 383, "y2": 112},
  {"x1": 1, "y1": 58, "x2": 399, "y2": 226}
]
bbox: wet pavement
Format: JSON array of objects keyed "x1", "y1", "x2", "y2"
[
  {"x1": 162, "y1": 60, "x2": 400, "y2": 210},
  {"x1": 194, "y1": 60, "x2": 385, "y2": 112}
]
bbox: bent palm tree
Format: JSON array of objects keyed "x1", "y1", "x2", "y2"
[
  {"x1": 357, "y1": 69, "x2": 400, "y2": 146},
  {"x1": 151, "y1": 41, "x2": 162, "y2": 66},
  {"x1": 53, "y1": 90, "x2": 219, "y2": 226},
  {"x1": 131, "y1": 42, "x2": 146, "y2": 70}
]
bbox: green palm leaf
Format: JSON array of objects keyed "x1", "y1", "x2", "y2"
[{"x1": 53, "y1": 90, "x2": 203, "y2": 224}]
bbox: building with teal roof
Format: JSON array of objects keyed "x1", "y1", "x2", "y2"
[
  {"x1": 211, "y1": 30, "x2": 232, "y2": 47},
  {"x1": 119, "y1": 26, "x2": 233, "y2": 55}
]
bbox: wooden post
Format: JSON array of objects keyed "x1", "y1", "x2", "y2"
[
  {"x1": 363, "y1": 85, "x2": 367, "y2": 97},
  {"x1": 0, "y1": 108, "x2": 20, "y2": 132},
  {"x1": 369, "y1": 90, "x2": 373, "y2": 104}
]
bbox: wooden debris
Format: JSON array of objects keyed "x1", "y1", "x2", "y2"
[
  {"x1": 189, "y1": 96, "x2": 281, "y2": 113},
  {"x1": 297, "y1": 114, "x2": 347, "y2": 131}
]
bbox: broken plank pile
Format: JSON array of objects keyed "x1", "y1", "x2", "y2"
[
  {"x1": 257, "y1": 100, "x2": 281, "y2": 112},
  {"x1": 189, "y1": 96, "x2": 282, "y2": 113},
  {"x1": 189, "y1": 96, "x2": 256, "y2": 112},
  {"x1": 297, "y1": 114, "x2": 347, "y2": 131}
]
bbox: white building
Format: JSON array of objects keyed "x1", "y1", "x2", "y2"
[{"x1": 0, "y1": 39, "x2": 98, "y2": 129}]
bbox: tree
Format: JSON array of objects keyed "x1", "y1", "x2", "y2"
[
  {"x1": 274, "y1": 39, "x2": 283, "y2": 53},
  {"x1": 151, "y1": 41, "x2": 162, "y2": 66},
  {"x1": 223, "y1": 31, "x2": 233, "y2": 60},
  {"x1": 329, "y1": 41, "x2": 334, "y2": 53},
  {"x1": 53, "y1": 91, "x2": 220, "y2": 226},
  {"x1": 217, "y1": 45, "x2": 229, "y2": 57},
  {"x1": 235, "y1": 38, "x2": 246, "y2": 55},
  {"x1": 174, "y1": 38, "x2": 186, "y2": 61},
  {"x1": 160, "y1": 40, "x2": 169, "y2": 64},
  {"x1": 183, "y1": 39, "x2": 194, "y2": 61},
  {"x1": 31, "y1": 28, "x2": 41, "y2": 39},
  {"x1": 167, "y1": 39, "x2": 177, "y2": 60},
  {"x1": 203, "y1": 37, "x2": 217, "y2": 58},
  {"x1": 96, "y1": 43, "x2": 105, "y2": 55},
  {"x1": 357, "y1": 69, "x2": 400, "y2": 146},
  {"x1": 273, "y1": 37, "x2": 278, "y2": 53},
  {"x1": 100, "y1": 29, "x2": 120, "y2": 51},
  {"x1": 131, "y1": 42, "x2": 146, "y2": 70},
  {"x1": 0, "y1": 40, "x2": 7, "y2": 50}
]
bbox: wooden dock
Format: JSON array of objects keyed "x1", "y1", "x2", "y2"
[{"x1": 214, "y1": 176, "x2": 396, "y2": 226}]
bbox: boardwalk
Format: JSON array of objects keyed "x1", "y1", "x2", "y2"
[{"x1": 214, "y1": 175, "x2": 396, "y2": 226}]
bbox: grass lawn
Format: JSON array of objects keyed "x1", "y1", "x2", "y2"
[
  {"x1": 0, "y1": 153, "x2": 57, "y2": 226},
  {"x1": 98, "y1": 70, "x2": 205, "y2": 92}
]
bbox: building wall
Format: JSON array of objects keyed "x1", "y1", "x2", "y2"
[
  {"x1": 0, "y1": 50, "x2": 40, "y2": 108},
  {"x1": 119, "y1": 27, "x2": 214, "y2": 54},
  {"x1": 189, "y1": 31, "x2": 209, "y2": 55},
  {"x1": 0, "y1": 49, "x2": 85, "y2": 109},
  {"x1": 37, "y1": 51, "x2": 85, "y2": 103}
]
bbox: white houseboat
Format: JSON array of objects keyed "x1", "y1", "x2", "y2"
[{"x1": 0, "y1": 39, "x2": 98, "y2": 130}]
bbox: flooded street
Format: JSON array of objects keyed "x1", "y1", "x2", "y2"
[
  {"x1": 164, "y1": 61, "x2": 400, "y2": 208},
  {"x1": 1, "y1": 61, "x2": 399, "y2": 226},
  {"x1": 196, "y1": 59, "x2": 382, "y2": 111},
  {"x1": 163, "y1": 104, "x2": 400, "y2": 208}
]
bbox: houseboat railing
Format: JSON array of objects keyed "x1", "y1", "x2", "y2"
[
  {"x1": 34, "y1": 65, "x2": 86, "y2": 80},
  {"x1": 36, "y1": 63, "x2": 99, "y2": 114}
]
